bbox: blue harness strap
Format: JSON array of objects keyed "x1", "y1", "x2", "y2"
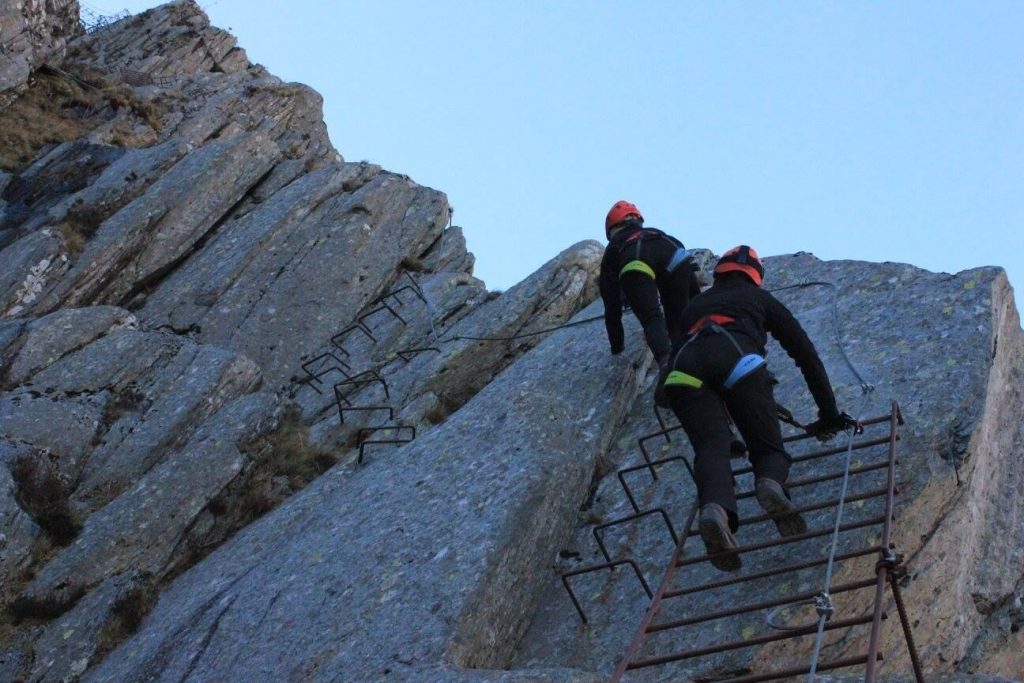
[
  {"x1": 666, "y1": 247, "x2": 690, "y2": 273},
  {"x1": 723, "y1": 353, "x2": 767, "y2": 389}
]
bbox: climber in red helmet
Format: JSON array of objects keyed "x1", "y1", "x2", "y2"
[
  {"x1": 599, "y1": 201, "x2": 701, "y2": 388},
  {"x1": 661, "y1": 245, "x2": 852, "y2": 571}
]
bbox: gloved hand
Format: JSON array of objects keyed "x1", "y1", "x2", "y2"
[{"x1": 804, "y1": 412, "x2": 862, "y2": 441}]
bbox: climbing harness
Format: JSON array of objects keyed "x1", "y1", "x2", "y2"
[{"x1": 663, "y1": 314, "x2": 766, "y2": 393}]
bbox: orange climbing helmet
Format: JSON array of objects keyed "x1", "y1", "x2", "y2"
[
  {"x1": 605, "y1": 200, "x2": 643, "y2": 239},
  {"x1": 714, "y1": 245, "x2": 764, "y2": 286}
]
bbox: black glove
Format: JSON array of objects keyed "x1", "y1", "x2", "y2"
[{"x1": 804, "y1": 412, "x2": 862, "y2": 442}]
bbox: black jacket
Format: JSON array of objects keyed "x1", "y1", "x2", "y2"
[
  {"x1": 681, "y1": 274, "x2": 839, "y2": 419},
  {"x1": 599, "y1": 224, "x2": 701, "y2": 353}
]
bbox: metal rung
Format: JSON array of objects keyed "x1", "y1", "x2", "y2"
[
  {"x1": 357, "y1": 425, "x2": 415, "y2": 464},
  {"x1": 676, "y1": 514, "x2": 887, "y2": 568},
  {"x1": 650, "y1": 577, "x2": 877, "y2": 632},
  {"x1": 359, "y1": 301, "x2": 406, "y2": 327},
  {"x1": 561, "y1": 559, "x2": 654, "y2": 624},
  {"x1": 666, "y1": 545, "x2": 883, "y2": 599},
  {"x1": 710, "y1": 653, "x2": 881, "y2": 683},
  {"x1": 627, "y1": 614, "x2": 875, "y2": 669},
  {"x1": 730, "y1": 435, "x2": 894, "y2": 477},
  {"x1": 736, "y1": 459, "x2": 891, "y2": 500},
  {"x1": 618, "y1": 456, "x2": 695, "y2": 513},
  {"x1": 685, "y1": 486, "x2": 893, "y2": 538},
  {"x1": 637, "y1": 426, "x2": 685, "y2": 481},
  {"x1": 396, "y1": 347, "x2": 441, "y2": 362},
  {"x1": 333, "y1": 371, "x2": 390, "y2": 406},
  {"x1": 594, "y1": 508, "x2": 679, "y2": 564},
  {"x1": 331, "y1": 321, "x2": 375, "y2": 351}
]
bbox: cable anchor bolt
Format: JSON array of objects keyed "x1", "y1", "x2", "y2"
[{"x1": 813, "y1": 592, "x2": 834, "y2": 621}]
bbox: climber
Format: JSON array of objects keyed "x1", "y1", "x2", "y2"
[
  {"x1": 661, "y1": 245, "x2": 853, "y2": 571},
  {"x1": 599, "y1": 201, "x2": 701, "y2": 379}
]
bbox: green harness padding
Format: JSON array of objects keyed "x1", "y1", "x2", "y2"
[
  {"x1": 664, "y1": 370, "x2": 703, "y2": 389},
  {"x1": 619, "y1": 260, "x2": 656, "y2": 279}
]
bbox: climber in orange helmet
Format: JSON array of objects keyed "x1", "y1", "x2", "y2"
[
  {"x1": 599, "y1": 201, "x2": 701, "y2": 393},
  {"x1": 660, "y1": 245, "x2": 854, "y2": 571}
]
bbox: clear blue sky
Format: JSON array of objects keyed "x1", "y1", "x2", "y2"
[{"x1": 94, "y1": 1, "x2": 1022, "y2": 303}]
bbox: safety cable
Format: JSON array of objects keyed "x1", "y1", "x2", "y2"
[
  {"x1": 768, "y1": 281, "x2": 874, "y2": 394},
  {"x1": 404, "y1": 271, "x2": 605, "y2": 345},
  {"x1": 767, "y1": 280, "x2": 879, "y2": 681},
  {"x1": 441, "y1": 314, "x2": 605, "y2": 343}
]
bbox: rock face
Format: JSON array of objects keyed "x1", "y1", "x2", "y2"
[
  {"x1": 1, "y1": 2, "x2": 1023, "y2": 683},
  {"x1": 0, "y1": 0, "x2": 80, "y2": 109}
]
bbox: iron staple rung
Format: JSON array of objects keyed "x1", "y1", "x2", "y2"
[
  {"x1": 736, "y1": 459, "x2": 890, "y2": 500},
  {"x1": 676, "y1": 514, "x2": 887, "y2": 568},
  {"x1": 665, "y1": 545, "x2": 883, "y2": 599},
  {"x1": 649, "y1": 576, "x2": 878, "y2": 632},
  {"x1": 595, "y1": 508, "x2": 679, "y2": 563},
  {"x1": 627, "y1": 613, "x2": 875, "y2": 669},
  {"x1": 686, "y1": 486, "x2": 892, "y2": 538},
  {"x1": 731, "y1": 435, "x2": 893, "y2": 477},
  {"x1": 710, "y1": 653, "x2": 881, "y2": 683},
  {"x1": 560, "y1": 559, "x2": 654, "y2": 623}
]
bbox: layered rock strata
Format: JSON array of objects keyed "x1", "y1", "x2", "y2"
[{"x1": 1, "y1": 2, "x2": 1022, "y2": 682}]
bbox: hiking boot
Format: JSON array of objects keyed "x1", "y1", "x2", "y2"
[
  {"x1": 653, "y1": 357, "x2": 672, "y2": 408},
  {"x1": 755, "y1": 478, "x2": 808, "y2": 538},
  {"x1": 698, "y1": 503, "x2": 741, "y2": 572}
]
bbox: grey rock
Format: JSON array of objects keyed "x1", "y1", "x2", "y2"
[
  {"x1": 72, "y1": 342, "x2": 262, "y2": 512},
  {"x1": 69, "y1": 1, "x2": 249, "y2": 80},
  {"x1": 140, "y1": 162, "x2": 450, "y2": 387},
  {"x1": 1, "y1": 142, "x2": 128, "y2": 245},
  {"x1": 0, "y1": 229, "x2": 68, "y2": 318},
  {"x1": 0, "y1": 391, "x2": 107, "y2": 483},
  {"x1": 84, "y1": 303, "x2": 648, "y2": 682},
  {"x1": 301, "y1": 240, "x2": 601, "y2": 452},
  {"x1": 6, "y1": 305, "x2": 137, "y2": 385},
  {"x1": 0, "y1": 317, "x2": 27, "y2": 358},
  {"x1": 32, "y1": 132, "x2": 282, "y2": 312},
  {"x1": 0, "y1": 0, "x2": 80, "y2": 108},
  {"x1": 0, "y1": 442, "x2": 43, "y2": 601},
  {"x1": 29, "y1": 572, "x2": 153, "y2": 683},
  {"x1": 422, "y1": 225, "x2": 475, "y2": 275},
  {"x1": 27, "y1": 328, "x2": 181, "y2": 395},
  {"x1": 23, "y1": 392, "x2": 278, "y2": 609}
]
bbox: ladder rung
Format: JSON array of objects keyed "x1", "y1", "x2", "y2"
[
  {"x1": 677, "y1": 515, "x2": 886, "y2": 568},
  {"x1": 666, "y1": 545, "x2": 882, "y2": 598},
  {"x1": 687, "y1": 486, "x2": 892, "y2": 538},
  {"x1": 650, "y1": 577, "x2": 877, "y2": 632},
  {"x1": 627, "y1": 614, "x2": 874, "y2": 669},
  {"x1": 711, "y1": 652, "x2": 881, "y2": 683}
]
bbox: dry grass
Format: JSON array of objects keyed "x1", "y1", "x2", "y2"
[
  {"x1": 0, "y1": 66, "x2": 166, "y2": 172},
  {"x1": 92, "y1": 580, "x2": 156, "y2": 660},
  {"x1": 11, "y1": 455, "x2": 81, "y2": 546},
  {"x1": 0, "y1": 70, "x2": 100, "y2": 170}
]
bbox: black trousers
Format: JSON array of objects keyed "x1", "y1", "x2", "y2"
[
  {"x1": 620, "y1": 270, "x2": 689, "y2": 361},
  {"x1": 667, "y1": 334, "x2": 791, "y2": 531}
]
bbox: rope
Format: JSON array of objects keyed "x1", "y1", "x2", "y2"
[
  {"x1": 770, "y1": 279, "x2": 878, "y2": 681},
  {"x1": 442, "y1": 314, "x2": 604, "y2": 342},
  {"x1": 805, "y1": 389, "x2": 873, "y2": 681},
  {"x1": 402, "y1": 271, "x2": 604, "y2": 344},
  {"x1": 768, "y1": 281, "x2": 873, "y2": 393}
]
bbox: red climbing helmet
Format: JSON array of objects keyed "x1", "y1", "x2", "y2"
[
  {"x1": 605, "y1": 200, "x2": 643, "y2": 239},
  {"x1": 714, "y1": 245, "x2": 764, "y2": 286}
]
